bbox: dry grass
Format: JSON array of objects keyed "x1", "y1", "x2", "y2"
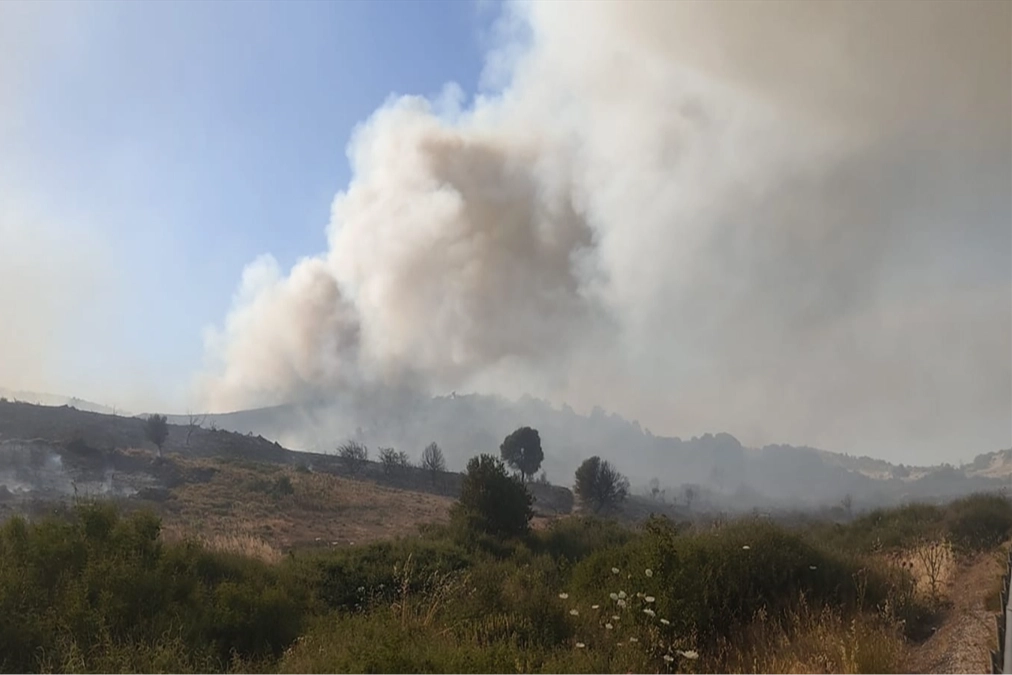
[
  {"x1": 199, "y1": 532, "x2": 283, "y2": 564},
  {"x1": 157, "y1": 456, "x2": 454, "y2": 551},
  {"x1": 892, "y1": 539, "x2": 957, "y2": 600},
  {"x1": 716, "y1": 600, "x2": 905, "y2": 674}
]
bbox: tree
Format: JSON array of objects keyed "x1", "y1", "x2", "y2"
[
  {"x1": 452, "y1": 454, "x2": 533, "y2": 538},
  {"x1": 379, "y1": 447, "x2": 410, "y2": 476},
  {"x1": 337, "y1": 441, "x2": 368, "y2": 475},
  {"x1": 499, "y1": 426, "x2": 544, "y2": 483},
  {"x1": 144, "y1": 414, "x2": 169, "y2": 458},
  {"x1": 420, "y1": 442, "x2": 446, "y2": 482},
  {"x1": 185, "y1": 411, "x2": 206, "y2": 447},
  {"x1": 574, "y1": 456, "x2": 629, "y2": 514}
]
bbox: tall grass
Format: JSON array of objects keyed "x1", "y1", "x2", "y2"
[{"x1": 2, "y1": 494, "x2": 1007, "y2": 673}]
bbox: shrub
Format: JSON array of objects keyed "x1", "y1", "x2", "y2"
[
  {"x1": 379, "y1": 447, "x2": 411, "y2": 475},
  {"x1": 337, "y1": 441, "x2": 368, "y2": 475},
  {"x1": 574, "y1": 456, "x2": 629, "y2": 514},
  {"x1": 944, "y1": 492, "x2": 1012, "y2": 553},
  {"x1": 568, "y1": 517, "x2": 899, "y2": 646},
  {"x1": 451, "y1": 454, "x2": 533, "y2": 539},
  {"x1": 144, "y1": 414, "x2": 169, "y2": 457},
  {"x1": 0, "y1": 502, "x2": 306, "y2": 672}
]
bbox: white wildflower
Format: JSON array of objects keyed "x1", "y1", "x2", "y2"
[
  {"x1": 660, "y1": 618, "x2": 670, "y2": 625},
  {"x1": 570, "y1": 609, "x2": 579, "y2": 616},
  {"x1": 645, "y1": 568, "x2": 654, "y2": 577},
  {"x1": 617, "y1": 599, "x2": 627, "y2": 608},
  {"x1": 645, "y1": 596, "x2": 655, "y2": 603},
  {"x1": 558, "y1": 592, "x2": 569, "y2": 599},
  {"x1": 663, "y1": 654, "x2": 674, "y2": 663},
  {"x1": 742, "y1": 545, "x2": 751, "y2": 550},
  {"x1": 809, "y1": 565, "x2": 818, "y2": 570},
  {"x1": 643, "y1": 608, "x2": 656, "y2": 617},
  {"x1": 629, "y1": 636, "x2": 639, "y2": 643},
  {"x1": 576, "y1": 642, "x2": 586, "y2": 649},
  {"x1": 610, "y1": 592, "x2": 619, "y2": 601},
  {"x1": 611, "y1": 567, "x2": 620, "y2": 574},
  {"x1": 618, "y1": 591, "x2": 627, "y2": 599},
  {"x1": 678, "y1": 650, "x2": 699, "y2": 660},
  {"x1": 636, "y1": 592, "x2": 644, "y2": 598},
  {"x1": 612, "y1": 615, "x2": 620, "y2": 621},
  {"x1": 605, "y1": 623, "x2": 614, "y2": 630},
  {"x1": 591, "y1": 604, "x2": 599, "y2": 609}
]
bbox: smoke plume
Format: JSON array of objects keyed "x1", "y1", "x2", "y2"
[{"x1": 200, "y1": 0, "x2": 1012, "y2": 458}]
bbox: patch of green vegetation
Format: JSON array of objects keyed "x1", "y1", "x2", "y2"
[{"x1": 2, "y1": 491, "x2": 1008, "y2": 673}]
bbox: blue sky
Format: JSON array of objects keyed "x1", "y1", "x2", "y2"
[{"x1": 1, "y1": 0, "x2": 495, "y2": 407}]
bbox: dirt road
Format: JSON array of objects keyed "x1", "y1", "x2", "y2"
[{"x1": 908, "y1": 551, "x2": 1004, "y2": 673}]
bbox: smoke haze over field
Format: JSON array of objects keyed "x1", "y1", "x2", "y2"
[{"x1": 200, "y1": 0, "x2": 1012, "y2": 462}]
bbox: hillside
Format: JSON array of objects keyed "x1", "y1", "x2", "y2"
[
  {"x1": 167, "y1": 392, "x2": 1011, "y2": 509},
  {"x1": 0, "y1": 399, "x2": 574, "y2": 543}
]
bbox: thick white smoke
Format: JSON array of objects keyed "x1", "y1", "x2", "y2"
[{"x1": 200, "y1": 0, "x2": 1011, "y2": 459}]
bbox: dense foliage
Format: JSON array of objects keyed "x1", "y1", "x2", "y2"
[
  {"x1": 452, "y1": 454, "x2": 534, "y2": 538},
  {"x1": 574, "y1": 456, "x2": 629, "y2": 513},
  {"x1": 1, "y1": 491, "x2": 1008, "y2": 673},
  {"x1": 500, "y1": 426, "x2": 545, "y2": 482}
]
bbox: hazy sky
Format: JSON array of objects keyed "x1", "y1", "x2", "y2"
[{"x1": 2, "y1": 0, "x2": 1009, "y2": 465}]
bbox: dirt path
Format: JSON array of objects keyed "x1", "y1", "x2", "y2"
[{"x1": 907, "y1": 551, "x2": 1004, "y2": 673}]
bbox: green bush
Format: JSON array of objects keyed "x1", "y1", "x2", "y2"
[
  {"x1": 944, "y1": 492, "x2": 1012, "y2": 553},
  {"x1": 0, "y1": 502, "x2": 306, "y2": 672},
  {"x1": 451, "y1": 454, "x2": 533, "y2": 539},
  {"x1": 567, "y1": 516, "x2": 898, "y2": 645}
]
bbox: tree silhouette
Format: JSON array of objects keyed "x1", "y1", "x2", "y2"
[
  {"x1": 421, "y1": 442, "x2": 446, "y2": 483},
  {"x1": 144, "y1": 414, "x2": 169, "y2": 458},
  {"x1": 574, "y1": 456, "x2": 629, "y2": 513},
  {"x1": 499, "y1": 426, "x2": 544, "y2": 482}
]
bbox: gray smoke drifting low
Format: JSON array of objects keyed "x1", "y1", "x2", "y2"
[{"x1": 199, "y1": 0, "x2": 1011, "y2": 461}]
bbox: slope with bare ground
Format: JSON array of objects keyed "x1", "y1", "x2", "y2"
[
  {"x1": 907, "y1": 549, "x2": 1007, "y2": 673},
  {"x1": 158, "y1": 455, "x2": 455, "y2": 550}
]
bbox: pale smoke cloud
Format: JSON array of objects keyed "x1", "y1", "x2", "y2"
[{"x1": 200, "y1": 1, "x2": 1011, "y2": 458}]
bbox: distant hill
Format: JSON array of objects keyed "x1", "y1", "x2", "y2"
[
  {"x1": 166, "y1": 391, "x2": 1010, "y2": 510},
  {"x1": 0, "y1": 388, "x2": 122, "y2": 416}
]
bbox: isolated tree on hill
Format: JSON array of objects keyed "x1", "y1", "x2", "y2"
[
  {"x1": 421, "y1": 442, "x2": 446, "y2": 482},
  {"x1": 452, "y1": 454, "x2": 533, "y2": 538},
  {"x1": 337, "y1": 441, "x2": 368, "y2": 475},
  {"x1": 500, "y1": 426, "x2": 544, "y2": 482},
  {"x1": 144, "y1": 414, "x2": 169, "y2": 458},
  {"x1": 574, "y1": 456, "x2": 629, "y2": 514}
]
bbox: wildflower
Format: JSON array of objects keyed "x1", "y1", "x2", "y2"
[
  {"x1": 558, "y1": 592, "x2": 569, "y2": 599},
  {"x1": 610, "y1": 592, "x2": 619, "y2": 601},
  {"x1": 645, "y1": 568, "x2": 654, "y2": 577},
  {"x1": 643, "y1": 608, "x2": 656, "y2": 617},
  {"x1": 618, "y1": 591, "x2": 627, "y2": 599},
  {"x1": 629, "y1": 636, "x2": 639, "y2": 643},
  {"x1": 636, "y1": 592, "x2": 644, "y2": 598},
  {"x1": 357, "y1": 586, "x2": 365, "y2": 593},
  {"x1": 660, "y1": 618, "x2": 670, "y2": 625},
  {"x1": 663, "y1": 655, "x2": 674, "y2": 663},
  {"x1": 576, "y1": 642, "x2": 586, "y2": 649},
  {"x1": 809, "y1": 565, "x2": 818, "y2": 570},
  {"x1": 612, "y1": 567, "x2": 620, "y2": 574},
  {"x1": 741, "y1": 545, "x2": 751, "y2": 550},
  {"x1": 605, "y1": 623, "x2": 614, "y2": 630},
  {"x1": 570, "y1": 609, "x2": 580, "y2": 616},
  {"x1": 645, "y1": 596, "x2": 655, "y2": 603},
  {"x1": 678, "y1": 650, "x2": 699, "y2": 660},
  {"x1": 612, "y1": 615, "x2": 620, "y2": 621},
  {"x1": 591, "y1": 604, "x2": 600, "y2": 609},
  {"x1": 617, "y1": 599, "x2": 627, "y2": 608}
]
